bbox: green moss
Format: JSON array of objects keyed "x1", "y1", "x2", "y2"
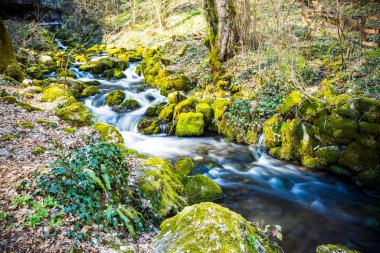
[
  {"x1": 41, "y1": 86, "x2": 69, "y2": 102},
  {"x1": 103, "y1": 68, "x2": 126, "y2": 80},
  {"x1": 138, "y1": 158, "x2": 185, "y2": 217},
  {"x1": 212, "y1": 99, "x2": 230, "y2": 120},
  {"x1": 114, "y1": 99, "x2": 141, "y2": 113},
  {"x1": 0, "y1": 17, "x2": 18, "y2": 73},
  {"x1": 74, "y1": 55, "x2": 87, "y2": 62},
  {"x1": 217, "y1": 114, "x2": 235, "y2": 139},
  {"x1": 339, "y1": 142, "x2": 379, "y2": 171},
  {"x1": 173, "y1": 158, "x2": 194, "y2": 179},
  {"x1": 296, "y1": 97, "x2": 326, "y2": 123},
  {"x1": 56, "y1": 68, "x2": 76, "y2": 78},
  {"x1": 137, "y1": 118, "x2": 160, "y2": 135},
  {"x1": 93, "y1": 123, "x2": 124, "y2": 144},
  {"x1": 26, "y1": 66, "x2": 43, "y2": 79},
  {"x1": 16, "y1": 102, "x2": 43, "y2": 112},
  {"x1": 159, "y1": 74, "x2": 191, "y2": 94},
  {"x1": 196, "y1": 103, "x2": 213, "y2": 125},
  {"x1": 16, "y1": 121, "x2": 34, "y2": 129},
  {"x1": 168, "y1": 91, "x2": 185, "y2": 104},
  {"x1": 1, "y1": 134, "x2": 17, "y2": 141},
  {"x1": 277, "y1": 91, "x2": 302, "y2": 116},
  {"x1": 278, "y1": 119, "x2": 303, "y2": 160},
  {"x1": 145, "y1": 103, "x2": 165, "y2": 117},
  {"x1": 314, "y1": 114, "x2": 359, "y2": 145},
  {"x1": 105, "y1": 90, "x2": 126, "y2": 107},
  {"x1": 55, "y1": 102, "x2": 92, "y2": 127},
  {"x1": 29, "y1": 86, "x2": 43, "y2": 94},
  {"x1": 355, "y1": 97, "x2": 380, "y2": 123},
  {"x1": 36, "y1": 119, "x2": 57, "y2": 128},
  {"x1": 174, "y1": 97, "x2": 197, "y2": 120},
  {"x1": 5, "y1": 63, "x2": 24, "y2": 81},
  {"x1": 245, "y1": 130, "x2": 258, "y2": 144},
  {"x1": 81, "y1": 86, "x2": 99, "y2": 97},
  {"x1": 358, "y1": 169, "x2": 380, "y2": 189},
  {"x1": 159, "y1": 104, "x2": 176, "y2": 121},
  {"x1": 328, "y1": 165, "x2": 352, "y2": 177},
  {"x1": 176, "y1": 112, "x2": 205, "y2": 137},
  {"x1": 62, "y1": 127, "x2": 75, "y2": 134},
  {"x1": 185, "y1": 175, "x2": 223, "y2": 204},
  {"x1": 153, "y1": 202, "x2": 276, "y2": 253},
  {"x1": 263, "y1": 114, "x2": 282, "y2": 149},
  {"x1": 135, "y1": 65, "x2": 142, "y2": 76},
  {"x1": 177, "y1": 44, "x2": 189, "y2": 56},
  {"x1": 79, "y1": 60, "x2": 105, "y2": 74},
  {"x1": 1, "y1": 96, "x2": 17, "y2": 104},
  {"x1": 359, "y1": 122, "x2": 380, "y2": 136},
  {"x1": 32, "y1": 147, "x2": 45, "y2": 156},
  {"x1": 315, "y1": 244, "x2": 361, "y2": 253},
  {"x1": 315, "y1": 146, "x2": 341, "y2": 166}
]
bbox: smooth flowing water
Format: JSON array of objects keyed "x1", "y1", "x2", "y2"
[{"x1": 70, "y1": 60, "x2": 380, "y2": 253}]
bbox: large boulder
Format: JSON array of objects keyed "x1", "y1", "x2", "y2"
[
  {"x1": 79, "y1": 60, "x2": 105, "y2": 74},
  {"x1": 105, "y1": 90, "x2": 126, "y2": 107},
  {"x1": 153, "y1": 202, "x2": 277, "y2": 253},
  {"x1": 185, "y1": 175, "x2": 223, "y2": 204},
  {"x1": 137, "y1": 118, "x2": 160, "y2": 135},
  {"x1": 56, "y1": 102, "x2": 92, "y2": 127},
  {"x1": 93, "y1": 123, "x2": 124, "y2": 144}
]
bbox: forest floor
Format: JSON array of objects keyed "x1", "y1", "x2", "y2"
[{"x1": 0, "y1": 84, "x2": 154, "y2": 252}]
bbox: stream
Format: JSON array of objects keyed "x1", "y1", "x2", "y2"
[{"x1": 67, "y1": 58, "x2": 380, "y2": 253}]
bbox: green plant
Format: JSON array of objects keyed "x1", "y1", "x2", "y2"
[{"x1": 11, "y1": 195, "x2": 29, "y2": 207}]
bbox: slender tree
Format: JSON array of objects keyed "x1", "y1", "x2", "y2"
[{"x1": 0, "y1": 16, "x2": 18, "y2": 73}]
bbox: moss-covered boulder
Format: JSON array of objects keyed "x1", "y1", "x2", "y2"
[
  {"x1": 159, "y1": 104, "x2": 176, "y2": 121},
  {"x1": 168, "y1": 91, "x2": 185, "y2": 104},
  {"x1": 137, "y1": 118, "x2": 160, "y2": 135},
  {"x1": 159, "y1": 74, "x2": 191, "y2": 95},
  {"x1": 176, "y1": 112, "x2": 204, "y2": 137},
  {"x1": 16, "y1": 102, "x2": 43, "y2": 112},
  {"x1": 137, "y1": 158, "x2": 185, "y2": 217},
  {"x1": 185, "y1": 175, "x2": 223, "y2": 204},
  {"x1": 173, "y1": 158, "x2": 194, "y2": 179},
  {"x1": 263, "y1": 114, "x2": 282, "y2": 149},
  {"x1": 93, "y1": 123, "x2": 124, "y2": 144},
  {"x1": 153, "y1": 202, "x2": 277, "y2": 253},
  {"x1": 279, "y1": 119, "x2": 303, "y2": 160},
  {"x1": 355, "y1": 97, "x2": 380, "y2": 123},
  {"x1": 41, "y1": 86, "x2": 70, "y2": 102},
  {"x1": 315, "y1": 146, "x2": 341, "y2": 166},
  {"x1": 5, "y1": 63, "x2": 24, "y2": 81},
  {"x1": 105, "y1": 90, "x2": 126, "y2": 107},
  {"x1": 338, "y1": 142, "x2": 379, "y2": 171},
  {"x1": 358, "y1": 168, "x2": 380, "y2": 189},
  {"x1": 56, "y1": 102, "x2": 92, "y2": 127},
  {"x1": 79, "y1": 60, "x2": 105, "y2": 74},
  {"x1": 145, "y1": 103, "x2": 165, "y2": 117},
  {"x1": 297, "y1": 97, "x2": 326, "y2": 122},
  {"x1": 173, "y1": 97, "x2": 197, "y2": 120},
  {"x1": 26, "y1": 66, "x2": 43, "y2": 79},
  {"x1": 1, "y1": 96, "x2": 17, "y2": 104},
  {"x1": 103, "y1": 68, "x2": 126, "y2": 80},
  {"x1": 277, "y1": 91, "x2": 302, "y2": 116},
  {"x1": 196, "y1": 102, "x2": 213, "y2": 125},
  {"x1": 212, "y1": 99, "x2": 230, "y2": 120},
  {"x1": 359, "y1": 121, "x2": 380, "y2": 136},
  {"x1": 315, "y1": 244, "x2": 361, "y2": 253},
  {"x1": 114, "y1": 99, "x2": 141, "y2": 113},
  {"x1": 81, "y1": 86, "x2": 99, "y2": 97}
]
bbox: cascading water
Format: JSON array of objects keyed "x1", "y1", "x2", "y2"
[{"x1": 67, "y1": 52, "x2": 380, "y2": 252}]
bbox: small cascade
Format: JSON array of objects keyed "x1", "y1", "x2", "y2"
[{"x1": 55, "y1": 38, "x2": 67, "y2": 50}]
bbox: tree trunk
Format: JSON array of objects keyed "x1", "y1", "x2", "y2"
[
  {"x1": 0, "y1": 16, "x2": 17, "y2": 73},
  {"x1": 203, "y1": 0, "x2": 236, "y2": 62}
]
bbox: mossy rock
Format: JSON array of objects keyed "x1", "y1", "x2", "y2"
[
  {"x1": 105, "y1": 90, "x2": 126, "y2": 107},
  {"x1": 56, "y1": 68, "x2": 76, "y2": 78},
  {"x1": 138, "y1": 158, "x2": 185, "y2": 217},
  {"x1": 173, "y1": 97, "x2": 197, "y2": 120},
  {"x1": 173, "y1": 158, "x2": 194, "y2": 179},
  {"x1": 17, "y1": 102, "x2": 43, "y2": 112},
  {"x1": 5, "y1": 63, "x2": 24, "y2": 81},
  {"x1": 0, "y1": 17, "x2": 18, "y2": 73},
  {"x1": 159, "y1": 104, "x2": 176, "y2": 121},
  {"x1": 175, "y1": 112, "x2": 204, "y2": 137},
  {"x1": 55, "y1": 102, "x2": 92, "y2": 127},
  {"x1": 279, "y1": 119, "x2": 303, "y2": 161},
  {"x1": 315, "y1": 146, "x2": 341, "y2": 166},
  {"x1": 82, "y1": 86, "x2": 99, "y2": 97},
  {"x1": 314, "y1": 114, "x2": 359, "y2": 145},
  {"x1": 62, "y1": 127, "x2": 75, "y2": 134},
  {"x1": 153, "y1": 202, "x2": 277, "y2": 253},
  {"x1": 145, "y1": 103, "x2": 165, "y2": 117},
  {"x1": 114, "y1": 99, "x2": 141, "y2": 113},
  {"x1": 1, "y1": 96, "x2": 17, "y2": 104},
  {"x1": 355, "y1": 97, "x2": 380, "y2": 123},
  {"x1": 333, "y1": 95, "x2": 359, "y2": 119},
  {"x1": 137, "y1": 118, "x2": 160, "y2": 135},
  {"x1": 93, "y1": 123, "x2": 124, "y2": 144},
  {"x1": 296, "y1": 97, "x2": 326, "y2": 123},
  {"x1": 160, "y1": 74, "x2": 191, "y2": 94},
  {"x1": 28, "y1": 86, "x2": 43, "y2": 94},
  {"x1": 216, "y1": 80, "x2": 230, "y2": 91},
  {"x1": 167, "y1": 91, "x2": 185, "y2": 104},
  {"x1": 36, "y1": 119, "x2": 57, "y2": 128},
  {"x1": 358, "y1": 169, "x2": 380, "y2": 189},
  {"x1": 359, "y1": 121, "x2": 380, "y2": 136},
  {"x1": 212, "y1": 99, "x2": 230, "y2": 120},
  {"x1": 263, "y1": 114, "x2": 282, "y2": 149},
  {"x1": 195, "y1": 103, "x2": 213, "y2": 125},
  {"x1": 277, "y1": 91, "x2": 302, "y2": 116},
  {"x1": 79, "y1": 60, "x2": 105, "y2": 74},
  {"x1": 84, "y1": 80, "x2": 101, "y2": 86},
  {"x1": 328, "y1": 165, "x2": 352, "y2": 177},
  {"x1": 103, "y1": 68, "x2": 126, "y2": 80},
  {"x1": 32, "y1": 147, "x2": 45, "y2": 156},
  {"x1": 338, "y1": 142, "x2": 379, "y2": 171},
  {"x1": 41, "y1": 86, "x2": 70, "y2": 102},
  {"x1": 135, "y1": 65, "x2": 142, "y2": 76},
  {"x1": 26, "y1": 66, "x2": 43, "y2": 79},
  {"x1": 217, "y1": 114, "x2": 236, "y2": 140},
  {"x1": 74, "y1": 55, "x2": 88, "y2": 63},
  {"x1": 315, "y1": 244, "x2": 361, "y2": 253},
  {"x1": 185, "y1": 175, "x2": 223, "y2": 204},
  {"x1": 16, "y1": 121, "x2": 33, "y2": 129}
]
